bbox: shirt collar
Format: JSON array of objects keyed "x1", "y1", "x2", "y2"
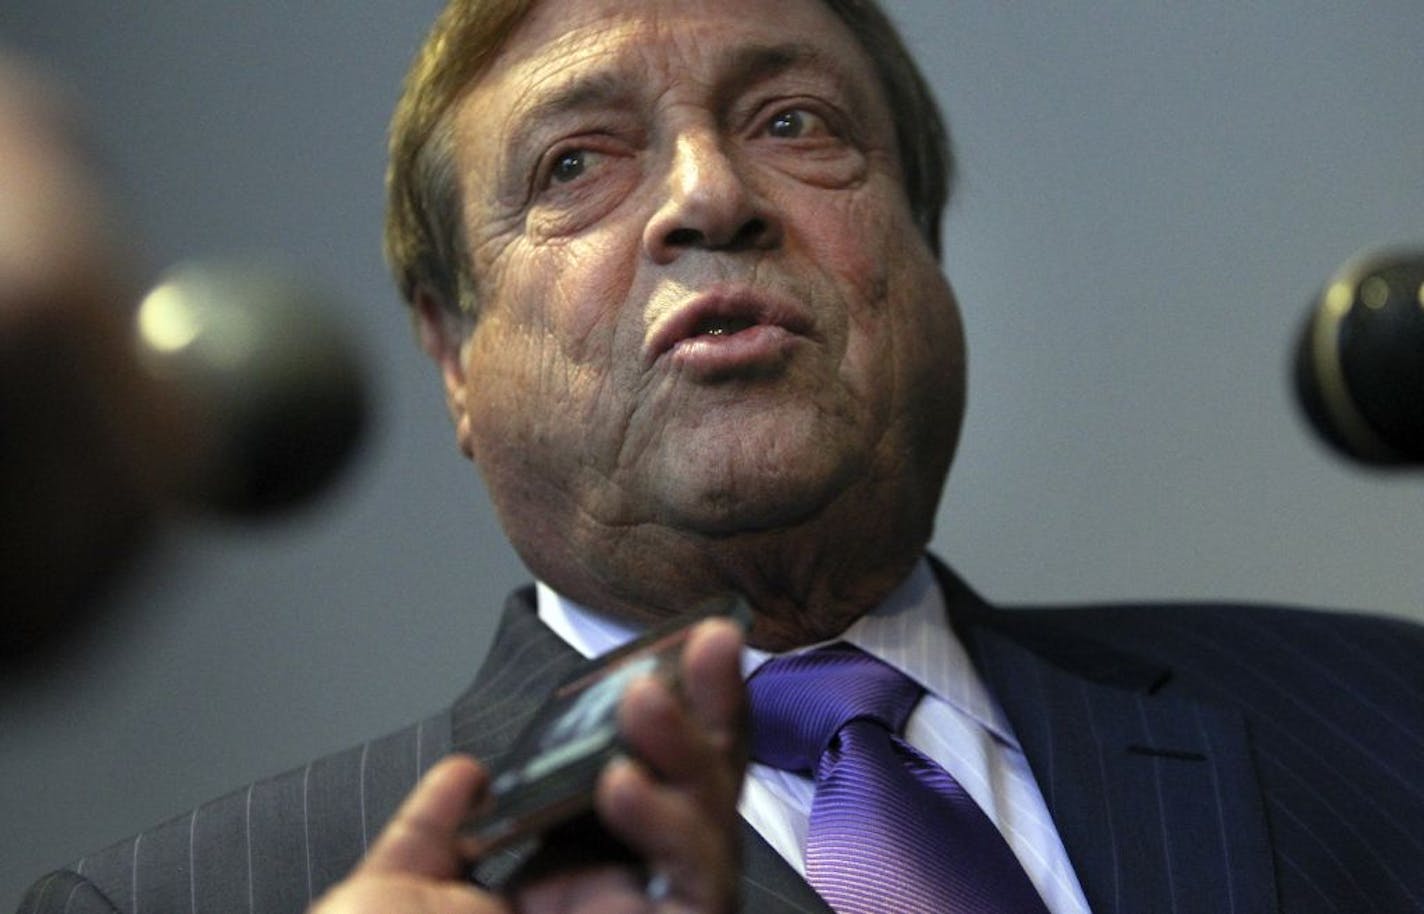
[
  {"x1": 535, "y1": 579, "x2": 640, "y2": 659},
  {"x1": 839, "y1": 560, "x2": 1020, "y2": 750},
  {"x1": 534, "y1": 557, "x2": 1019, "y2": 750}
]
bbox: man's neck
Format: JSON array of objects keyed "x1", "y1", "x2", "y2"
[
  {"x1": 509, "y1": 491, "x2": 937, "y2": 652},
  {"x1": 536, "y1": 555, "x2": 939, "y2": 662}
]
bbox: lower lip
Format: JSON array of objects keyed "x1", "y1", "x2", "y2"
[{"x1": 663, "y1": 325, "x2": 801, "y2": 377}]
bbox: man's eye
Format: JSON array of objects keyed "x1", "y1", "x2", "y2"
[
  {"x1": 765, "y1": 108, "x2": 827, "y2": 139},
  {"x1": 550, "y1": 149, "x2": 587, "y2": 183}
]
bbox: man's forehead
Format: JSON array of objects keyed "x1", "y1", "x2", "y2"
[{"x1": 468, "y1": 0, "x2": 866, "y2": 104}]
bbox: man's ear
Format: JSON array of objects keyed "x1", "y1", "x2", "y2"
[{"x1": 412, "y1": 288, "x2": 476, "y2": 459}]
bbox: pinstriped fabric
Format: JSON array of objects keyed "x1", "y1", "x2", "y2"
[
  {"x1": 942, "y1": 545, "x2": 1423, "y2": 914},
  {"x1": 455, "y1": 597, "x2": 622, "y2": 890},
  {"x1": 355, "y1": 742, "x2": 371, "y2": 853},
  {"x1": 16, "y1": 589, "x2": 831, "y2": 914},
  {"x1": 842, "y1": 563, "x2": 1090, "y2": 913},
  {"x1": 963, "y1": 599, "x2": 1277, "y2": 914},
  {"x1": 18, "y1": 872, "x2": 117, "y2": 914},
  {"x1": 454, "y1": 592, "x2": 834, "y2": 912},
  {"x1": 301, "y1": 753, "x2": 364, "y2": 898},
  {"x1": 449, "y1": 619, "x2": 584, "y2": 766},
  {"x1": 1069, "y1": 677, "x2": 1122, "y2": 914},
  {"x1": 1190, "y1": 703, "x2": 1240, "y2": 914},
  {"x1": 191, "y1": 784, "x2": 254, "y2": 914},
  {"x1": 20, "y1": 713, "x2": 447, "y2": 914},
  {"x1": 1132, "y1": 609, "x2": 1424, "y2": 913},
  {"x1": 554, "y1": 561, "x2": 1091, "y2": 911},
  {"x1": 56, "y1": 837, "x2": 134, "y2": 914},
  {"x1": 247, "y1": 756, "x2": 311, "y2": 911},
  {"x1": 19, "y1": 574, "x2": 1424, "y2": 914}
]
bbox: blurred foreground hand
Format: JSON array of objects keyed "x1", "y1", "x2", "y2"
[{"x1": 0, "y1": 56, "x2": 181, "y2": 662}]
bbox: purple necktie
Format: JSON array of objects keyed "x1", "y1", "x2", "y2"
[{"x1": 748, "y1": 644, "x2": 1051, "y2": 914}]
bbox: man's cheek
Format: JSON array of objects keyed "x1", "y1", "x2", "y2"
[
  {"x1": 538, "y1": 225, "x2": 640, "y2": 344},
  {"x1": 837, "y1": 278, "x2": 925, "y2": 409},
  {"x1": 815, "y1": 196, "x2": 896, "y2": 312},
  {"x1": 469, "y1": 309, "x2": 558, "y2": 406},
  {"x1": 838, "y1": 322, "x2": 894, "y2": 409}
]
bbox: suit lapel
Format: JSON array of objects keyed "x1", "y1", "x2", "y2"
[
  {"x1": 450, "y1": 590, "x2": 589, "y2": 887},
  {"x1": 936, "y1": 567, "x2": 1278, "y2": 914},
  {"x1": 449, "y1": 588, "x2": 587, "y2": 767},
  {"x1": 464, "y1": 573, "x2": 1283, "y2": 914},
  {"x1": 741, "y1": 823, "x2": 837, "y2": 914},
  {"x1": 451, "y1": 590, "x2": 831, "y2": 913}
]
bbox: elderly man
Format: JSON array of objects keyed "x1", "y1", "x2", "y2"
[{"x1": 20, "y1": 0, "x2": 1424, "y2": 912}]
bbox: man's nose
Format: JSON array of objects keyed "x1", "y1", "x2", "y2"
[{"x1": 642, "y1": 131, "x2": 781, "y2": 264}]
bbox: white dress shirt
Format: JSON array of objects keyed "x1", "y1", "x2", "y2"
[{"x1": 535, "y1": 559, "x2": 1092, "y2": 914}]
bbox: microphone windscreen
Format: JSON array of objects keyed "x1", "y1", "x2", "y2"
[
  {"x1": 134, "y1": 261, "x2": 368, "y2": 513},
  {"x1": 1294, "y1": 249, "x2": 1424, "y2": 465}
]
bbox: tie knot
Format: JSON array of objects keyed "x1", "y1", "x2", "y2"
[{"x1": 748, "y1": 643, "x2": 924, "y2": 772}]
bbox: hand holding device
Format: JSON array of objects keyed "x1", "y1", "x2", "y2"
[
  {"x1": 460, "y1": 598, "x2": 752, "y2": 859},
  {"x1": 311, "y1": 611, "x2": 749, "y2": 914}
]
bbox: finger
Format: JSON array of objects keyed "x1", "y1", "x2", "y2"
[
  {"x1": 612, "y1": 694, "x2": 740, "y2": 910},
  {"x1": 618, "y1": 676, "x2": 742, "y2": 800},
  {"x1": 359, "y1": 754, "x2": 487, "y2": 879},
  {"x1": 617, "y1": 620, "x2": 745, "y2": 785},
  {"x1": 678, "y1": 618, "x2": 746, "y2": 748},
  {"x1": 597, "y1": 758, "x2": 737, "y2": 912}
]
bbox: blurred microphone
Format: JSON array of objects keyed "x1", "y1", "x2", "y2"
[
  {"x1": 2, "y1": 260, "x2": 367, "y2": 662},
  {"x1": 134, "y1": 261, "x2": 367, "y2": 514},
  {"x1": 1294, "y1": 248, "x2": 1424, "y2": 465},
  {"x1": 1, "y1": 59, "x2": 369, "y2": 662}
]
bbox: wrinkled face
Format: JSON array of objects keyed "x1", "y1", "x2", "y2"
[{"x1": 443, "y1": 0, "x2": 964, "y2": 552}]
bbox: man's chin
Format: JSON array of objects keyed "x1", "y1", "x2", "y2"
[
  {"x1": 648, "y1": 469, "x2": 850, "y2": 538},
  {"x1": 628, "y1": 406, "x2": 870, "y2": 534}
]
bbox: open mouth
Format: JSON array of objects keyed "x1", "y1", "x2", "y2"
[
  {"x1": 643, "y1": 287, "x2": 814, "y2": 368},
  {"x1": 692, "y1": 316, "x2": 757, "y2": 337}
]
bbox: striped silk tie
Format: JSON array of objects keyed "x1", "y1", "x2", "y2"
[{"x1": 748, "y1": 643, "x2": 1051, "y2": 914}]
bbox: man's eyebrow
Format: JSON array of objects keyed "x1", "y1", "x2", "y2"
[
  {"x1": 503, "y1": 69, "x2": 635, "y2": 155},
  {"x1": 498, "y1": 40, "x2": 857, "y2": 160},
  {"x1": 713, "y1": 41, "x2": 855, "y2": 102}
]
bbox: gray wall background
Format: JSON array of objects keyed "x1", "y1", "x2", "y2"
[{"x1": 2, "y1": 1, "x2": 1421, "y2": 907}]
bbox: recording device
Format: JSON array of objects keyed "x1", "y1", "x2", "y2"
[
  {"x1": 134, "y1": 261, "x2": 367, "y2": 513},
  {"x1": 459, "y1": 598, "x2": 752, "y2": 859},
  {"x1": 1294, "y1": 248, "x2": 1424, "y2": 465}
]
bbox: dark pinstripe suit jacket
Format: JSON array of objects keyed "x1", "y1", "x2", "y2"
[{"x1": 20, "y1": 562, "x2": 1424, "y2": 914}]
